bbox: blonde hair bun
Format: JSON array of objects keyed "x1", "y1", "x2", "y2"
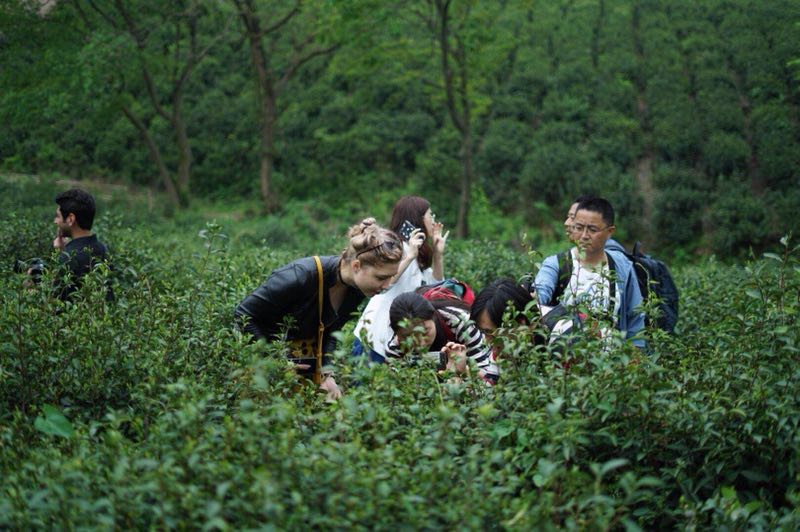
[{"x1": 342, "y1": 217, "x2": 402, "y2": 266}]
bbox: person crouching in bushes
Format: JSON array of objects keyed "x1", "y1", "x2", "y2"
[
  {"x1": 471, "y1": 278, "x2": 586, "y2": 367},
  {"x1": 353, "y1": 195, "x2": 448, "y2": 363},
  {"x1": 471, "y1": 278, "x2": 543, "y2": 347},
  {"x1": 235, "y1": 218, "x2": 403, "y2": 400},
  {"x1": 386, "y1": 291, "x2": 499, "y2": 385}
]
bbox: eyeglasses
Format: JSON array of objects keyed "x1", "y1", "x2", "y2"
[
  {"x1": 571, "y1": 223, "x2": 610, "y2": 236},
  {"x1": 356, "y1": 239, "x2": 401, "y2": 258}
]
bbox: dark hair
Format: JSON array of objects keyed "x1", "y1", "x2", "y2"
[
  {"x1": 389, "y1": 290, "x2": 470, "y2": 333},
  {"x1": 55, "y1": 188, "x2": 96, "y2": 230},
  {"x1": 389, "y1": 196, "x2": 432, "y2": 269},
  {"x1": 389, "y1": 292, "x2": 435, "y2": 332},
  {"x1": 572, "y1": 193, "x2": 596, "y2": 206},
  {"x1": 470, "y1": 279, "x2": 533, "y2": 328},
  {"x1": 576, "y1": 196, "x2": 615, "y2": 226}
]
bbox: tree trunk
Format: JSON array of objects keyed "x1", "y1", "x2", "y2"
[
  {"x1": 456, "y1": 129, "x2": 473, "y2": 238},
  {"x1": 729, "y1": 66, "x2": 763, "y2": 195},
  {"x1": 122, "y1": 105, "x2": 182, "y2": 208},
  {"x1": 631, "y1": 2, "x2": 654, "y2": 243},
  {"x1": 434, "y1": 0, "x2": 472, "y2": 238},
  {"x1": 172, "y1": 96, "x2": 192, "y2": 207},
  {"x1": 259, "y1": 92, "x2": 278, "y2": 212},
  {"x1": 239, "y1": 0, "x2": 280, "y2": 213}
]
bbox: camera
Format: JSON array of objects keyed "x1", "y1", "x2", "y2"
[
  {"x1": 422, "y1": 350, "x2": 448, "y2": 371},
  {"x1": 15, "y1": 258, "x2": 45, "y2": 283}
]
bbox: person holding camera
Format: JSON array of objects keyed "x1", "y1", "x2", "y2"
[
  {"x1": 352, "y1": 196, "x2": 448, "y2": 363},
  {"x1": 385, "y1": 291, "x2": 498, "y2": 385},
  {"x1": 234, "y1": 218, "x2": 403, "y2": 400},
  {"x1": 41, "y1": 188, "x2": 112, "y2": 301}
]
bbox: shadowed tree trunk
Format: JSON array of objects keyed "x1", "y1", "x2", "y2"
[
  {"x1": 73, "y1": 0, "x2": 224, "y2": 208},
  {"x1": 431, "y1": 0, "x2": 473, "y2": 238},
  {"x1": 232, "y1": 0, "x2": 337, "y2": 213},
  {"x1": 631, "y1": 1, "x2": 654, "y2": 243}
]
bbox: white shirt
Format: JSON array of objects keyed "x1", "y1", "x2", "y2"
[
  {"x1": 354, "y1": 242, "x2": 437, "y2": 357},
  {"x1": 561, "y1": 248, "x2": 619, "y2": 317},
  {"x1": 561, "y1": 247, "x2": 620, "y2": 342}
]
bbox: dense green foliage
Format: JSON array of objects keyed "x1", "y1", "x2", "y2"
[
  {"x1": 2, "y1": 0, "x2": 799, "y2": 255},
  {"x1": 2, "y1": 178, "x2": 799, "y2": 529}
]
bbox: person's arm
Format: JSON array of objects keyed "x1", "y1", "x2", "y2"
[
  {"x1": 384, "y1": 337, "x2": 403, "y2": 359},
  {"x1": 624, "y1": 269, "x2": 647, "y2": 348},
  {"x1": 53, "y1": 228, "x2": 68, "y2": 251},
  {"x1": 431, "y1": 222, "x2": 448, "y2": 281},
  {"x1": 234, "y1": 263, "x2": 309, "y2": 341},
  {"x1": 441, "y1": 341, "x2": 498, "y2": 385},
  {"x1": 389, "y1": 231, "x2": 426, "y2": 285},
  {"x1": 442, "y1": 308, "x2": 495, "y2": 372},
  {"x1": 533, "y1": 255, "x2": 560, "y2": 307}
]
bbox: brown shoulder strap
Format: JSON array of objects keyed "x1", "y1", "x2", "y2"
[{"x1": 313, "y1": 256, "x2": 324, "y2": 385}]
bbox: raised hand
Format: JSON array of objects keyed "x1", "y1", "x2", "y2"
[
  {"x1": 320, "y1": 374, "x2": 343, "y2": 401},
  {"x1": 406, "y1": 228, "x2": 426, "y2": 259},
  {"x1": 432, "y1": 222, "x2": 448, "y2": 256}
]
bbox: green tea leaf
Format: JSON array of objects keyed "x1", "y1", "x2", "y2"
[{"x1": 33, "y1": 404, "x2": 74, "y2": 439}]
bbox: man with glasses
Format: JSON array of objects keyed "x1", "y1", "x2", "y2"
[
  {"x1": 564, "y1": 194, "x2": 625, "y2": 253},
  {"x1": 535, "y1": 197, "x2": 645, "y2": 347}
]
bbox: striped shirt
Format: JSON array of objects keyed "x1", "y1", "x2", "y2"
[{"x1": 386, "y1": 305, "x2": 499, "y2": 381}]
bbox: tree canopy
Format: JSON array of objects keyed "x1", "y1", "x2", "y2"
[{"x1": 1, "y1": 0, "x2": 798, "y2": 256}]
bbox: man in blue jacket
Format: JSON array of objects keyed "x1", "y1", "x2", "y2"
[{"x1": 536, "y1": 197, "x2": 645, "y2": 347}]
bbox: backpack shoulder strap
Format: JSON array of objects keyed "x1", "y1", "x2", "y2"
[
  {"x1": 551, "y1": 250, "x2": 572, "y2": 305},
  {"x1": 605, "y1": 252, "x2": 617, "y2": 303}
]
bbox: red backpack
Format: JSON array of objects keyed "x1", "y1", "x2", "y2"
[
  {"x1": 415, "y1": 278, "x2": 475, "y2": 305},
  {"x1": 415, "y1": 279, "x2": 475, "y2": 343}
]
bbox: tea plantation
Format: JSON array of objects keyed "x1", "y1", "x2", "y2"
[{"x1": 1, "y1": 179, "x2": 798, "y2": 529}]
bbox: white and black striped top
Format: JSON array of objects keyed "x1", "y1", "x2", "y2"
[{"x1": 386, "y1": 305, "x2": 499, "y2": 380}]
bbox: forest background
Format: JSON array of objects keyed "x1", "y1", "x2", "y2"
[{"x1": 2, "y1": 0, "x2": 799, "y2": 259}]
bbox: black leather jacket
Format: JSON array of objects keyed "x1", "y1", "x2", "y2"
[{"x1": 234, "y1": 255, "x2": 365, "y2": 357}]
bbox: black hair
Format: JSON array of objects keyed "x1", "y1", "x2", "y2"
[
  {"x1": 55, "y1": 188, "x2": 96, "y2": 230},
  {"x1": 572, "y1": 193, "x2": 596, "y2": 205},
  {"x1": 470, "y1": 279, "x2": 533, "y2": 328},
  {"x1": 576, "y1": 196, "x2": 615, "y2": 226},
  {"x1": 389, "y1": 292, "x2": 435, "y2": 332},
  {"x1": 389, "y1": 290, "x2": 470, "y2": 331}
]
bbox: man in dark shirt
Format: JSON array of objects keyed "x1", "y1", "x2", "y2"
[{"x1": 51, "y1": 188, "x2": 112, "y2": 301}]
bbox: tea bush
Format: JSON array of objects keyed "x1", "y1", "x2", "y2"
[{"x1": 1, "y1": 179, "x2": 799, "y2": 529}]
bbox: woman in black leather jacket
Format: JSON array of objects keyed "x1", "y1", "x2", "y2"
[{"x1": 235, "y1": 218, "x2": 403, "y2": 399}]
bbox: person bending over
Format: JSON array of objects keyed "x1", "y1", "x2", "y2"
[
  {"x1": 471, "y1": 278, "x2": 583, "y2": 360},
  {"x1": 471, "y1": 279, "x2": 539, "y2": 343},
  {"x1": 235, "y1": 218, "x2": 403, "y2": 399},
  {"x1": 386, "y1": 291, "x2": 499, "y2": 384}
]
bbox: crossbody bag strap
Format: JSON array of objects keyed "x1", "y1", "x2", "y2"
[{"x1": 313, "y1": 256, "x2": 325, "y2": 385}]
